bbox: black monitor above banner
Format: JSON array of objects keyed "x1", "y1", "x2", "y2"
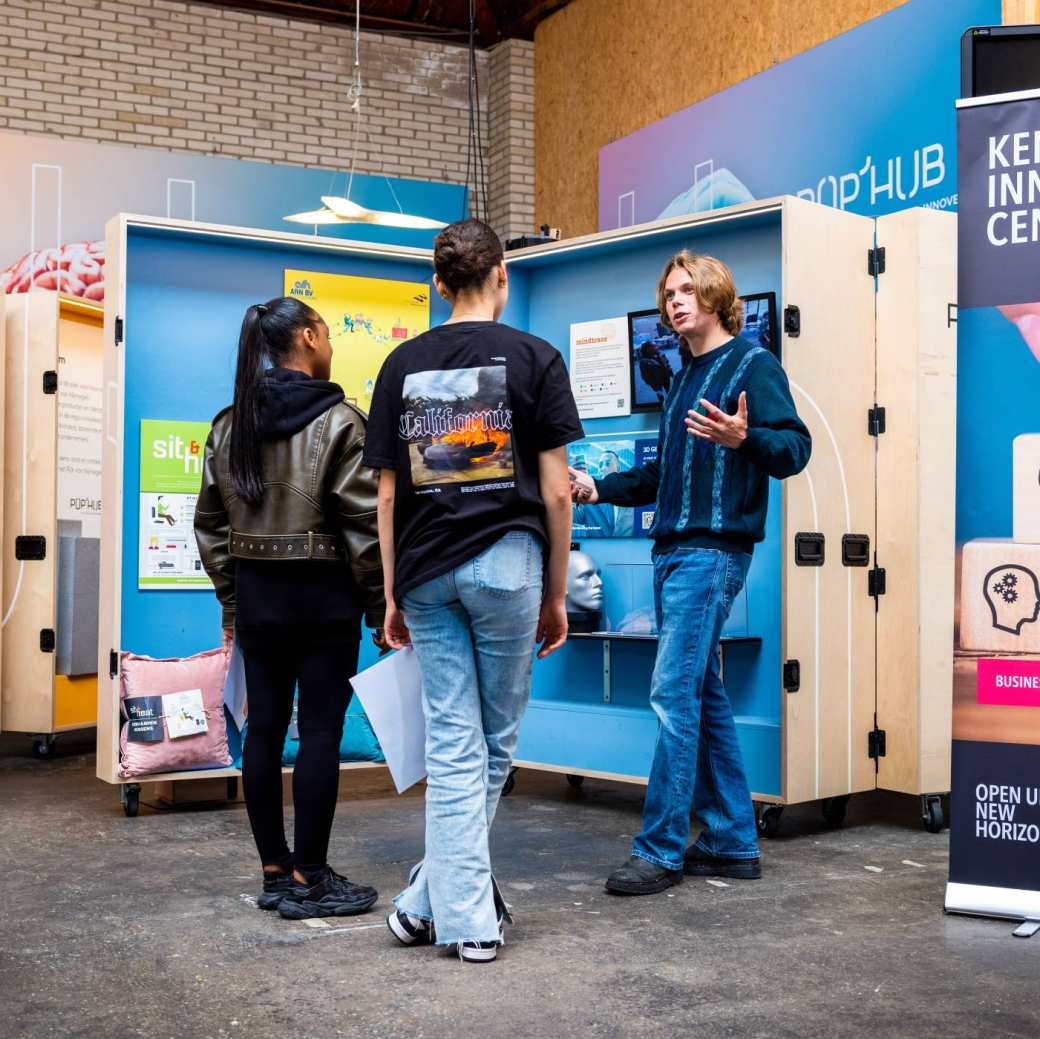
[{"x1": 961, "y1": 24, "x2": 1040, "y2": 99}]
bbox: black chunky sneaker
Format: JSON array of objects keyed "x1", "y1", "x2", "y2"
[
  {"x1": 387, "y1": 909, "x2": 436, "y2": 946},
  {"x1": 257, "y1": 871, "x2": 295, "y2": 911},
  {"x1": 683, "y1": 845, "x2": 762, "y2": 880},
  {"x1": 605, "y1": 855, "x2": 683, "y2": 895},
  {"x1": 457, "y1": 939, "x2": 498, "y2": 964},
  {"x1": 277, "y1": 867, "x2": 378, "y2": 919}
]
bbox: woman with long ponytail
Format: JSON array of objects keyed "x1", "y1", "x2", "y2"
[{"x1": 195, "y1": 295, "x2": 386, "y2": 919}]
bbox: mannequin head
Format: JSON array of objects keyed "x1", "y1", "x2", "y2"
[{"x1": 566, "y1": 550, "x2": 604, "y2": 614}]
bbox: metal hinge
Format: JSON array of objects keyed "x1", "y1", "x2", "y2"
[
  {"x1": 868, "y1": 726, "x2": 887, "y2": 763},
  {"x1": 40, "y1": 629, "x2": 55, "y2": 653},
  {"x1": 109, "y1": 649, "x2": 119, "y2": 678},
  {"x1": 114, "y1": 316, "x2": 124, "y2": 345},
  {"x1": 868, "y1": 406, "x2": 886, "y2": 436},
  {"x1": 43, "y1": 370, "x2": 58, "y2": 394},
  {"x1": 15, "y1": 535, "x2": 46, "y2": 560},
  {"x1": 868, "y1": 566, "x2": 887, "y2": 601},
  {"x1": 868, "y1": 246, "x2": 886, "y2": 276},
  {"x1": 783, "y1": 304, "x2": 800, "y2": 338},
  {"x1": 783, "y1": 659, "x2": 801, "y2": 693}
]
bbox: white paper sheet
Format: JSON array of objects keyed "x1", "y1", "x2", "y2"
[
  {"x1": 569, "y1": 316, "x2": 631, "y2": 418},
  {"x1": 223, "y1": 642, "x2": 248, "y2": 732},
  {"x1": 351, "y1": 648, "x2": 426, "y2": 793}
]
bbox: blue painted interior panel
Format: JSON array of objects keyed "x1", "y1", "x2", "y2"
[
  {"x1": 121, "y1": 226, "x2": 450, "y2": 677},
  {"x1": 505, "y1": 218, "x2": 784, "y2": 796},
  {"x1": 120, "y1": 214, "x2": 784, "y2": 796}
]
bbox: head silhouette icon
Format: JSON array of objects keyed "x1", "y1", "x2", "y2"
[{"x1": 984, "y1": 565, "x2": 1040, "y2": 635}]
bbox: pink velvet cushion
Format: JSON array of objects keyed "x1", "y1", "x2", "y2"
[{"x1": 118, "y1": 647, "x2": 233, "y2": 779}]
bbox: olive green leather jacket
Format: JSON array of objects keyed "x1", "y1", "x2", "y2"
[{"x1": 193, "y1": 402, "x2": 384, "y2": 629}]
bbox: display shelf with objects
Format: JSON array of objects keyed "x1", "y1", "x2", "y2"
[
  {"x1": 3, "y1": 292, "x2": 103, "y2": 757},
  {"x1": 97, "y1": 215, "x2": 450, "y2": 813},
  {"x1": 497, "y1": 198, "x2": 956, "y2": 834}
]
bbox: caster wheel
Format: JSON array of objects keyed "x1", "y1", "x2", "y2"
[
  {"x1": 31, "y1": 736, "x2": 56, "y2": 759},
  {"x1": 821, "y1": 795, "x2": 851, "y2": 828},
  {"x1": 565, "y1": 774, "x2": 585, "y2": 790},
  {"x1": 921, "y1": 794, "x2": 945, "y2": 833},
  {"x1": 122, "y1": 783, "x2": 141, "y2": 818},
  {"x1": 756, "y1": 804, "x2": 783, "y2": 838},
  {"x1": 501, "y1": 768, "x2": 517, "y2": 798}
]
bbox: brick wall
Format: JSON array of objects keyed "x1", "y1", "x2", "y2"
[
  {"x1": 0, "y1": 0, "x2": 535, "y2": 237},
  {"x1": 487, "y1": 39, "x2": 535, "y2": 243}
]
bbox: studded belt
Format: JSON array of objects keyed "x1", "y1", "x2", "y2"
[{"x1": 228, "y1": 531, "x2": 344, "y2": 561}]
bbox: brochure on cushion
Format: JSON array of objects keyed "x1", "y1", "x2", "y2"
[
  {"x1": 118, "y1": 647, "x2": 233, "y2": 778},
  {"x1": 231, "y1": 695, "x2": 385, "y2": 769}
]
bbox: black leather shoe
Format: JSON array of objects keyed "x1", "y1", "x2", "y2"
[
  {"x1": 683, "y1": 845, "x2": 762, "y2": 880},
  {"x1": 605, "y1": 855, "x2": 683, "y2": 895}
]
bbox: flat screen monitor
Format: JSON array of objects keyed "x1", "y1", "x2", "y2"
[
  {"x1": 627, "y1": 291, "x2": 779, "y2": 413},
  {"x1": 962, "y1": 25, "x2": 1040, "y2": 98}
]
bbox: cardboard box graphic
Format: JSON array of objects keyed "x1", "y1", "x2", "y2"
[
  {"x1": 960, "y1": 539, "x2": 1040, "y2": 653},
  {"x1": 1013, "y1": 434, "x2": 1040, "y2": 544}
]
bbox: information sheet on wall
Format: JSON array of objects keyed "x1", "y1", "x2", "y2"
[
  {"x1": 138, "y1": 419, "x2": 211, "y2": 589},
  {"x1": 568, "y1": 317, "x2": 630, "y2": 419},
  {"x1": 57, "y1": 313, "x2": 103, "y2": 537},
  {"x1": 285, "y1": 269, "x2": 430, "y2": 409}
]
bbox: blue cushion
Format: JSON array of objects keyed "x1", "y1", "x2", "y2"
[{"x1": 232, "y1": 695, "x2": 384, "y2": 768}]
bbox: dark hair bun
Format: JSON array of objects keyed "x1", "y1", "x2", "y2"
[{"x1": 433, "y1": 219, "x2": 504, "y2": 295}]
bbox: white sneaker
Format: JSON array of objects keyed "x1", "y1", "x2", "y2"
[
  {"x1": 457, "y1": 939, "x2": 498, "y2": 963},
  {"x1": 387, "y1": 909, "x2": 435, "y2": 946}
]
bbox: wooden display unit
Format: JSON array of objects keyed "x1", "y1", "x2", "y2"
[
  {"x1": 97, "y1": 216, "x2": 442, "y2": 814},
  {"x1": 2, "y1": 292, "x2": 101, "y2": 756},
  {"x1": 501, "y1": 198, "x2": 956, "y2": 833}
]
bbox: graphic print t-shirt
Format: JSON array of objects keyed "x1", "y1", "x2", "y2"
[{"x1": 363, "y1": 321, "x2": 584, "y2": 600}]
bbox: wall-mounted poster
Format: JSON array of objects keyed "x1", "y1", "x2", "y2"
[
  {"x1": 569, "y1": 316, "x2": 631, "y2": 418},
  {"x1": 138, "y1": 419, "x2": 211, "y2": 590},
  {"x1": 568, "y1": 436, "x2": 656, "y2": 538},
  {"x1": 285, "y1": 270, "x2": 430, "y2": 409}
]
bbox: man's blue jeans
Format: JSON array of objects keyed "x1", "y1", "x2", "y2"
[
  {"x1": 633, "y1": 545, "x2": 759, "y2": 870},
  {"x1": 394, "y1": 532, "x2": 543, "y2": 944}
]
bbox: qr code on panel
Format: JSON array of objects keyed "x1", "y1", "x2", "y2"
[{"x1": 642, "y1": 512, "x2": 654, "y2": 530}]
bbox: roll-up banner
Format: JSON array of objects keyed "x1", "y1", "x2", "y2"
[{"x1": 947, "y1": 88, "x2": 1040, "y2": 922}]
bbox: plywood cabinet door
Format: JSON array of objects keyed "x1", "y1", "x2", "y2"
[
  {"x1": 2, "y1": 292, "x2": 59, "y2": 733},
  {"x1": 780, "y1": 198, "x2": 878, "y2": 804}
]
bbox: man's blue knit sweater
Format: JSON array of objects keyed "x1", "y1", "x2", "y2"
[{"x1": 596, "y1": 336, "x2": 811, "y2": 555}]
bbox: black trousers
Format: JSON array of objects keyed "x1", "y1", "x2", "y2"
[{"x1": 237, "y1": 625, "x2": 360, "y2": 873}]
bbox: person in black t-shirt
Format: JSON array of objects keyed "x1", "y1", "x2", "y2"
[{"x1": 364, "y1": 219, "x2": 583, "y2": 964}]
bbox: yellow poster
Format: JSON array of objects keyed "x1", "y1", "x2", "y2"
[{"x1": 284, "y1": 270, "x2": 430, "y2": 408}]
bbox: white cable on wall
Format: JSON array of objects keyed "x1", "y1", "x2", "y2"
[
  {"x1": 2, "y1": 296, "x2": 30, "y2": 629},
  {"x1": 789, "y1": 381, "x2": 854, "y2": 792}
]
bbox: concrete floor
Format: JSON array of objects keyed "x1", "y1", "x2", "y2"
[{"x1": 2, "y1": 732, "x2": 1038, "y2": 1039}]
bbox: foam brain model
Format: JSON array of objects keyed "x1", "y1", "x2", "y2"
[{"x1": 0, "y1": 241, "x2": 106, "y2": 301}]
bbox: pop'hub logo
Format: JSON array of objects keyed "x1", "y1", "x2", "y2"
[{"x1": 152, "y1": 432, "x2": 202, "y2": 476}]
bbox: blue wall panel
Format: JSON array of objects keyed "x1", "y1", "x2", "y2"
[{"x1": 121, "y1": 228, "x2": 449, "y2": 667}]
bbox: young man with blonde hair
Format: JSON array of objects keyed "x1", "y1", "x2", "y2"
[{"x1": 570, "y1": 252, "x2": 811, "y2": 894}]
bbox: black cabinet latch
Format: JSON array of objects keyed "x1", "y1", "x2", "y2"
[
  {"x1": 783, "y1": 305, "x2": 800, "y2": 338},
  {"x1": 15, "y1": 536, "x2": 46, "y2": 560},
  {"x1": 868, "y1": 406, "x2": 886, "y2": 436},
  {"x1": 40, "y1": 629, "x2": 55, "y2": 653},
  {"x1": 795, "y1": 532, "x2": 825, "y2": 567},
  {"x1": 783, "y1": 660, "x2": 801, "y2": 693}
]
